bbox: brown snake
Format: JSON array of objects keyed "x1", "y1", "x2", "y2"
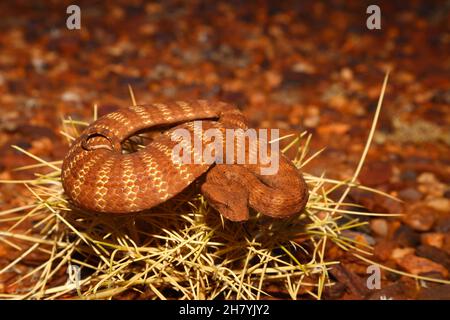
[{"x1": 61, "y1": 100, "x2": 309, "y2": 221}]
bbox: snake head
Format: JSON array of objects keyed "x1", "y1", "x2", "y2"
[
  {"x1": 201, "y1": 179, "x2": 250, "y2": 222},
  {"x1": 80, "y1": 128, "x2": 121, "y2": 152}
]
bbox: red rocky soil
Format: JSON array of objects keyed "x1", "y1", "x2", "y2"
[{"x1": 0, "y1": 1, "x2": 448, "y2": 299}]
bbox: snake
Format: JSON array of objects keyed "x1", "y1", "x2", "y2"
[{"x1": 61, "y1": 100, "x2": 309, "y2": 221}]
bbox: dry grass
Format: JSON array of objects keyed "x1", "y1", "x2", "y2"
[{"x1": 1, "y1": 72, "x2": 445, "y2": 300}]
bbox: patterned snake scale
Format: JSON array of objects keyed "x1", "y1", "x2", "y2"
[{"x1": 61, "y1": 100, "x2": 309, "y2": 221}]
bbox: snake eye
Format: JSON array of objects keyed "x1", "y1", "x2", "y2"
[{"x1": 80, "y1": 130, "x2": 120, "y2": 152}]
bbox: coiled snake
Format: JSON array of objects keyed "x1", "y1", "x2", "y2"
[{"x1": 61, "y1": 100, "x2": 308, "y2": 221}]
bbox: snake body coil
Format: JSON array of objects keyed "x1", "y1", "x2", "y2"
[{"x1": 61, "y1": 100, "x2": 308, "y2": 221}]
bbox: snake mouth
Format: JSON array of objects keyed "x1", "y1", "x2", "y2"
[{"x1": 80, "y1": 130, "x2": 121, "y2": 152}]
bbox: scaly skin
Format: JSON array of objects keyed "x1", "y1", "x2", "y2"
[{"x1": 61, "y1": 100, "x2": 309, "y2": 221}]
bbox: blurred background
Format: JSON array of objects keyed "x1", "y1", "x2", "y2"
[{"x1": 0, "y1": 0, "x2": 449, "y2": 299}]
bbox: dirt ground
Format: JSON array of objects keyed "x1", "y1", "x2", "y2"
[{"x1": 0, "y1": 1, "x2": 449, "y2": 299}]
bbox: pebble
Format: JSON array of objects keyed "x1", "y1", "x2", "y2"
[
  {"x1": 400, "y1": 170, "x2": 417, "y2": 181},
  {"x1": 416, "y1": 245, "x2": 450, "y2": 271},
  {"x1": 0, "y1": 110, "x2": 20, "y2": 131},
  {"x1": 303, "y1": 106, "x2": 320, "y2": 128},
  {"x1": 374, "y1": 240, "x2": 396, "y2": 261},
  {"x1": 394, "y1": 253, "x2": 448, "y2": 278},
  {"x1": 402, "y1": 204, "x2": 436, "y2": 232},
  {"x1": 61, "y1": 91, "x2": 81, "y2": 104},
  {"x1": 303, "y1": 114, "x2": 320, "y2": 128},
  {"x1": 421, "y1": 233, "x2": 445, "y2": 249},
  {"x1": 417, "y1": 172, "x2": 438, "y2": 184},
  {"x1": 419, "y1": 183, "x2": 446, "y2": 198},
  {"x1": 359, "y1": 161, "x2": 392, "y2": 186},
  {"x1": 391, "y1": 247, "x2": 415, "y2": 260},
  {"x1": 291, "y1": 61, "x2": 316, "y2": 74},
  {"x1": 398, "y1": 187, "x2": 422, "y2": 202},
  {"x1": 341, "y1": 230, "x2": 376, "y2": 246},
  {"x1": 370, "y1": 219, "x2": 389, "y2": 238},
  {"x1": 417, "y1": 172, "x2": 446, "y2": 197},
  {"x1": 329, "y1": 264, "x2": 369, "y2": 298},
  {"x1": 380, "y1": 197, "x2": 404, "y2": 214},
  {"x1": 393, "y1": 225, "x2": 421, "y2": 247},
  {"x1": 426, "y1": 198, "x2": 450, "y2": 212},
  {"x1": 264, "y1": 71, "x2": 282, "y2": 88},
  {"x1": 31, "y1": 57, "x2": 47, "y2": 74},
  {"x1": 340, "y1": 67, "x2": 353, "y2": 81}
]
